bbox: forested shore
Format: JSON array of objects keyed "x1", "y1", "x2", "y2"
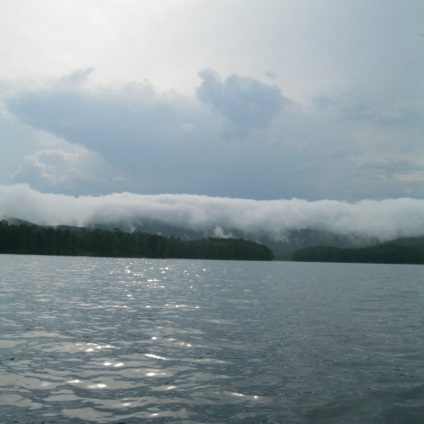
[
  {"x1": 0, "y1": 220, "x2": 273, "y2": 261},
  {"x1": 291, "y1": 242, "x2": 424, "y2": 265}
]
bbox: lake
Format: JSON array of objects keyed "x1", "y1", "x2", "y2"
[{"x1": 0, "y1": 255, "x2": 423, "y2": 423}]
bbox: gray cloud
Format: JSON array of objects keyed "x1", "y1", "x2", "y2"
[
  {"x1": 196, "y1": 69, "x2": 286, "y2": 137},
  {"x1": 0, "y1": 0, "x2": 422, "y2": 206},
  {"x1": 3, "y1": 69, "x2": 423, "y2": 201},
  {"x1": 4, "y1": 72, "x2": 297, "y2": 199},
  {"x1": 1, "y1": 184, "x2": 424, "y2": 242},
  {"x1": 5, "y1": 75, "x2": 231, "y2": 194},
  {"x1": 7, "y1": 78, "x2": 183, "y2": 153},
  {"x1": 57, "y1": 67, "x2": 96, "y2": 87},
  {"x1": 315, "y1": 92, "x2": 424, "y2": 131}
]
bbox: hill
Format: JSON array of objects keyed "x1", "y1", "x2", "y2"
[
  {"x1": 3, "y1": 216, "x2": 423, "y2": 262},
  {"x1": 86, "y1": 218, "x2": 380, "y2": 260},
  {"x1": 291, "y1": 237, "x2": 424, "y2": 264},
  {"x1": 0, "y1": 219, "x2": 273, "y2": 261}
]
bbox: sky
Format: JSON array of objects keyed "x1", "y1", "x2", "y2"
[{"x1": 0, "y1": 0, "x2": 423, "y2": 236}]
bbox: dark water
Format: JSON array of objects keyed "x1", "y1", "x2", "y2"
[{"x1": 0, "y1": 255, "x2": 423, "y2": 423}]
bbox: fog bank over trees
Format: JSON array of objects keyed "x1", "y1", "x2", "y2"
[{"x1": 1, "y1": 185, "x2": 424, "y2": 243}]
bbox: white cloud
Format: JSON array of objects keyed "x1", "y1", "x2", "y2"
[
  {"x1": 1, "y1": 185, "x2": 423, "y2": 241},
  {"x1": 11, "y1": 147, "x2": 103, "y2": 188}
]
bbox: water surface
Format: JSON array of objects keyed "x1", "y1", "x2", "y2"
[{"x1": 0, "y1": 255, "x2": 423, "y2": 423}]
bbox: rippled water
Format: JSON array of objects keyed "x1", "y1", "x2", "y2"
[{"x1": 0, "y1": 255, "x2": 423, "y2": 423}]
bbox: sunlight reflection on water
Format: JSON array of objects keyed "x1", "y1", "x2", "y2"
[{"x1": 0, "y1": 255, "x2": 423, "y2": 423}]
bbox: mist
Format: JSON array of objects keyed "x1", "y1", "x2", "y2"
[{"x1": 1, "y1": 184, "x2": 424, "y2": 241}]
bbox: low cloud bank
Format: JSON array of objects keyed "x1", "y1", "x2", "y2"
[{"x1": 1, "y1": 184, "x2": 424, "y2": 241}]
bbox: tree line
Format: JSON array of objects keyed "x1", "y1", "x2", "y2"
[
  {"x1": 291, "y1": 242, "x2": 424, "y2": 264},
  {"x1": 0, "y1": 220, "x2": 273, "y2": 261}
]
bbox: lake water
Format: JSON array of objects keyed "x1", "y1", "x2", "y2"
[{"x1": 0, "y1": 255, "x2": 423, "y2": 423}]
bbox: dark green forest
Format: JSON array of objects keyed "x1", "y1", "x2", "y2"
[
  {"x1": 291, "y1": 240, "x2": 424, "y2": 264},
  {"x1": 0, "y1": 220, "x2": 273, "y2": 261}
]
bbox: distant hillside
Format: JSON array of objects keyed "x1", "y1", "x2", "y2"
[
  {"x1": 251, "y1": 228, "x2": 380, "y2": 260},
  {"x1": 4, "y1": 216, "x2": 422, "y2": 261},
  {"x1": 0, "y1": 219, "x2": 273, "y2": 261},
  {"x1": 389, "y1": 235, "x2": 424, "y2": 248},
  {"x1": 291, "y1": 237, "x2": 424, "y2": 264},
  {"x1": 87, "y1": 218, "x2": 381, "y2": 260},
  {"x1": 3, "y1": 217, "x2": 36, "y2": 226}
]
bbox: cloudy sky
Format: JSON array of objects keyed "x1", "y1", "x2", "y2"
[{"x1": 0, "y1": 1, "x2": 423, "y2": 235}]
